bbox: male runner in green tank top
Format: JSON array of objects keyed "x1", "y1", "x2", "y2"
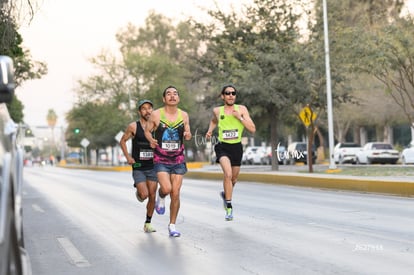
[{"x1": 206, "y1": 84, "x2": 256, "y2": 220}]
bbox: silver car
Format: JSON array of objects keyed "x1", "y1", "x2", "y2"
[{"x1": 0, "y1": 56, "x2": 31, "y2": 275}]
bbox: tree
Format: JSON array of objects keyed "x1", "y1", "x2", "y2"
[
  {"x1": 1, "y1": 0, "x2": 47, "y2": 122},
  {"x1": 65, "y1": 102, "x2": 130, "y2": 165},
  {"x1": 357, "y1": 17, "x2": 414, "y2": 142},
  {"x1": 116, "y1": 12, "x2": 200, "y2": 112},
  {"x1": 71, "y1": 12, "x2": 206, "y2": 160},
  {"x1": 311, "y1": 0, "x2": 408, "y2": 144},
  {"x1": 193, "y1": 0, "x2": 319, "y2": 170},
  {"x1": 7, "y1": 94, "x2": 24, "y2": 123}
]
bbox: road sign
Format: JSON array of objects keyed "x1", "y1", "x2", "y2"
[
  {"x1": 299, "y1": 106, "x2": 317, "y2": 127},
  {"x1": 80, "y1": 138, "x2": 90, "y2": 148}
]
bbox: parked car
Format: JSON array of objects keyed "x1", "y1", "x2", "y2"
[
  {"x1": 285, "y1": 142, "x2": 317, "y2": 165},
  {"x1": 333, "y1": 142, "x2": 361, "y2": 164},
  {"x1": 276, "y1": 145, "x2": 287, "y2": 165},
  {"x1": 356, "y1": 142, "x2": 399, "y2": 164},
  {"x1": 260, "y1": 146, "x2": 272, "y2": 165},
  {"x1": 401, "y1": 143, "x2": 414, "y2": 164},
  {"x1": 0, "y1": 56, "x2": 30, "y2": 275},
  {"x1": 66, "y1": 152, "x2": 82, "y2": 164},
  {"x1": 242, "y1": 146, "x2": 266, "y2": 165},
  {"x1": 261, "y1": 145, "x2": 287, "y2": 165}
]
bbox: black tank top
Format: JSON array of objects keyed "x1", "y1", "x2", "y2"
[{"x1": 131, "y1": 121, "x2": 154, "y2": 170}]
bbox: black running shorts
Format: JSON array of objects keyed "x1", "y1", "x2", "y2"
[{"x1": 214, "y1": 142, "x2": 243, "y2": 166}]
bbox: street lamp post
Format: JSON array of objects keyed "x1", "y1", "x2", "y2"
[{"x1": 323, "y1": 0, "x2": 336, "y2": 170}]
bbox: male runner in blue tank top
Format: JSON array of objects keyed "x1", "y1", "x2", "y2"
[
  {"x1": 145, "y1": 86, "x2": 192, "y2": 237},
  {"x1": 206, "y1": 84, "x2": 256, "y2": 221},
  {"x1": 120, "y1": 99, "x2": 158, "y2": 233}
]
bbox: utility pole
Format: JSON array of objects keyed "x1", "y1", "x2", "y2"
[{"x1": 323, "y1": 0, "x2": 336, "y2": 170}]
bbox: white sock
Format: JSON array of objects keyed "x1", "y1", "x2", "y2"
[{"x1": 169, "y1": 224, "x2": 176, "y2": 231}]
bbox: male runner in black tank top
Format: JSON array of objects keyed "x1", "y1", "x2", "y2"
[{"x1": 120, "y1": 99, "x2": 158, "y2": 233}]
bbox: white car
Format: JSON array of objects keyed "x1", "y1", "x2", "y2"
[
  {"x1": 333, "y1": 142, "x2": 361, "y2": 164},
  {"x1": 242, "y1": 146, "x2": 266, "y2": 165},
  {"x1": 356, "y1": 142, "x2": 399, "y2": 164},
  {"x1": 401, "y1": 143, "x2": 414, "y2": 164}
]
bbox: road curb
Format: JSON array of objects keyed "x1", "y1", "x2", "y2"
[{"x1": 186, "y1": 171, "x2": 414, "y2": 197}]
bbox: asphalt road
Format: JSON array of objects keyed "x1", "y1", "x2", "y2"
[{"x1": 22, "y1": 166, "x2": 414, "y2": 275}]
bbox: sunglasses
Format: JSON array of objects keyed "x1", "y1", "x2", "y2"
[{"x1": 223, "y1": 91, "x2": 237, "y2": 96}]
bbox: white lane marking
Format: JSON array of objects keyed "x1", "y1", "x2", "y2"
[
  {"x1": 32, "y1": 204, "x2": 45, "y2": 213},
  {"x1": 56, "y1": 237, "x2": 91, "y2": 267}
]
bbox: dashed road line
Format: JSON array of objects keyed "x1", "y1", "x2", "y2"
[
  {"x1": 56, "y1": 237, "x2": 91, "y2": 267},
  {"x1": 32, "y1": 204, "x2": 45, "y2": 213}
]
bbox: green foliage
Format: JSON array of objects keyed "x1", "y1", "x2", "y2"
[
  {"x1": 7, "y1": 94, "x2": 24, "y2": 122},
  {"x1": 347, "y1": 13, "x2": 414, "y2": 130},
  {"x1": 65, "y1": 0, "x2": 414, "y2": 159},
  {"x1": 307, "y1": 0, "x2": 409, "y2": 143},
  {"x1": 116, "y1": 12, "x2": 198, "y2": 112},
  {"x1": 192, "y1": 0, "x2": 314, "y2": 151},
  {"x1": 0, "y1": 8, "x2": 47, "y2": 86},
  {"x1": 65, "y1": 102, "x2": 130, "y2": 149},
  {"x1": 1, "y1": 1, "x2": 47, "y2": 125},
  {"x1": 69, "y1": 12, "x2": 207, "y2": 152}
]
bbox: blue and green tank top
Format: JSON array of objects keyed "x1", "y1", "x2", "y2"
[{"x1": 153, "y1": 108, "x2": 185, "y2": 164}]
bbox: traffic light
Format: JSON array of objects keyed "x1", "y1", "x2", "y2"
[{"x1": 74, "y1": 128, "x2": 80, "y2": 134}]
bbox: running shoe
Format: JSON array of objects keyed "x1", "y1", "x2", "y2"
[
  {"x1": 225, "y1": 207, "x2": 233, "y2": 221},
  {"x1": 168, "y1": 225, "x2": 181, "y2": 237},
  {"x1": 135, "y1": 190, "x2": 144, "y2": 203},
  {"x1": 155, "y1": 194, "x2": 165, "y2": 215},
  {"x1": 220, "y1": 191, "x2": 227, "y2": 210},
  {"x1": 143, "y1": 222, "x2": 156, "y2": 233}
]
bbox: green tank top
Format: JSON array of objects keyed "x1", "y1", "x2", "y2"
[{"x1": 218, "y1": 105, "x2": 245, "y2": 144}]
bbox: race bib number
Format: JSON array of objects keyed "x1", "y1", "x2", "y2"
[
  {"x1": 223, "y1": 129, "x2": 239, "y2": 140},
  {"x1": 161, "y1": 140, "x2": 180, "y2": 151},
  {"x1": 139, "y1": 149, "x2": 153, "y2": 160}
]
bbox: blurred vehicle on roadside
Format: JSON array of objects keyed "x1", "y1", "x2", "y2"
[
  {"x1": 261, "y1": 145, "x2": 287, "y2": 165},
  {"x1": 66, "y1": 152, "x2": 82, "y2": 164},
  {"x1": 0, "y1": 55, "x2": 31, "y2": 275},
  {"x1": 333, "y1": 142, "x2": 361, "y2": 164},
  {"x1": 285, "y1": 142, "x2": 317, "y2": 165},
  {"x1": 242, "y1": 146, "x2": 266, "y2": 165},
  {"x1": 356, "y1": 142, "x2": 399, "y2": 164},
  {"x1": 261, "y1": 146, "x2": 272, "y2": 165},
  {"x1": 401, "y1": 143, "x2": 414, "y2": 164}
]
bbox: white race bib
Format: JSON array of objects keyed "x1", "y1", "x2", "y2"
[
  {"x1": 223, "y1": 129, "x2": 239, "y2": 140},
  {"x1": 139, "y1": 149, "x2": 153, "y2": 160},
  {"x1": 161, "y1": 140, "x2": 180, "y2": 151}
]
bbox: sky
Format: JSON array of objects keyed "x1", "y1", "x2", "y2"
[
  {"x1": 17, "y1": 0, "x2": 414, "y2": 128},
  {"x1": 17, "y1": 0, "x2": 249, "y2": 127}
]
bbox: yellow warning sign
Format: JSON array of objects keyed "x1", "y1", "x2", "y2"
[{"x1": 299, "y1": 106, "x2": 317, "y2": 127}]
